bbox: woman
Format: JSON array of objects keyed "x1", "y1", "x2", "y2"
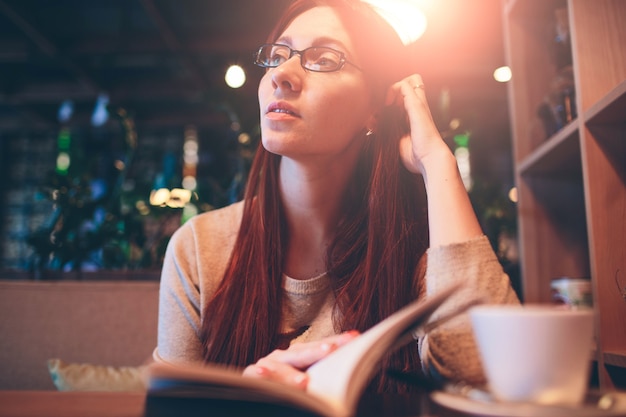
[{"x1": 154, "y1": 0, "x2": 519, "y2": 392}]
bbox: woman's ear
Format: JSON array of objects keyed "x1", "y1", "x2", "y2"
[{"x1": 365, "y1": 112, "x2": 378, "y2": 134}]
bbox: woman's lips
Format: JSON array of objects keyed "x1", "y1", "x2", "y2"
[{"x1": 266, "y1": 101, "x2": 300, "y2": 119}]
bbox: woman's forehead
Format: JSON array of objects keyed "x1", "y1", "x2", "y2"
[{"x1": 278, "y1": 6, "x2": 355, "y2": 51}]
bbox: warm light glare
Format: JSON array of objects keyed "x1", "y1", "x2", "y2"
[
  {"x1": 361, "y1": 0, "x2": 427, "y2": 44},
  {"x1": 238, "y1": 132, "x2": 251, "y2": 145},
  {"x1": 183, "y1": 140, "x2": 198, "y2": 153},
  {"x1": 150, "y1": 188, "x2": 169, "y2": 206},
  {"x1": 449, "y1": 118, "x2": 461, "y2": 131},
  {"x1": 149, "y1": 188, "x2": 192, "y2": 208},
  {"x1": 225, "y1": 65, "x2": 246, "y2": 88},
  {"x1": 182, "y1": 125, "x2": 198, "y2": 190},
  {"x1": 493, "y1": 66, "x2": 512, "y2": 83},
  {"x1": 183, "y1": 153, "x2": 199, "y2": 165},
  {"x1": 508, "y1": 187, "x2": 518, "y2": 203},
  {"x1": 168, "y1": 188, "x2": 192, "y2": 208},
  {"x1": 135, "y1": 200, "x2": 150, "y2": 216},
  {"x1": 182, "y1": 176, "x2": 197, "y2": 191}
]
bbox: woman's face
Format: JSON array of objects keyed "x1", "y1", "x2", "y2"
[{"x1": 258, "y1": 6, "x2": 375, "y2": 161}]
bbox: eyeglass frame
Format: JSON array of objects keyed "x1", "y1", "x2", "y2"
[{"x1": 253, "y1": 43, "x2": 363, "y2": 73}]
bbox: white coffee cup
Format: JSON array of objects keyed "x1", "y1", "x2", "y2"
[{"x1": 469, "y1": 305, "x2": 594, "y2": 406}]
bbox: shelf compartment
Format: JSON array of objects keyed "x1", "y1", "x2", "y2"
[
  {"x1": 515, "y1": 170, "x2": 590, "y2": 302},
  {"x1": 584, "y1": 80, "x2": 626, "y2": 173},
  {"x1": 604, "y1": 352, "x2": 626, "y2": 368},
  {"x1": 517, "y1": 120, "x2": 580, "y2": 178},
  {"x1": 570, "y1": 0, "x2": 626, "y2": 111},
  {"x1": 504, "y1": 0, "x2": 573, "y2": 162},
  {"x1": 585, "y1": 79, "x2": 626, "y2": 125}
]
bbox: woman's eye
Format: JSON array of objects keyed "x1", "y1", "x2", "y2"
[
  {"x1": 270, "y1": 53, "x2": 288, "y2": 65},
  {"x1": 318, "y1": 57, "x2": 335, "y2": 66},
  {"x1": 309, "y1": 50, "x2": 340, "y2": 70},
  {"x1": 269, "y1": 54, "x2": 285, "y2": 65},
  {"x1": 267, "y1": 47, "x2": 290, "y2": 66}
]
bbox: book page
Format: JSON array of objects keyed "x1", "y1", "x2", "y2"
[{"x1": 305, "y1": 282, "x2": 462, "y2": 416}]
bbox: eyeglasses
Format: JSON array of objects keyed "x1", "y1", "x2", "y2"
[{"x1": 253, "y1": 43, "x2": 362, "y2": 73}]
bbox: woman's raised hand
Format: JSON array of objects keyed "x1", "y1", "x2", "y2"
[
  {"x1": 242, "y1": 331, "x2": 359, "y2": 390},
  {"x1": 387, "y1": 74, "x2": 484, "y2": 246},
  {"x1": 385, "y1": 74, "x2": 451, "y2": 177}
]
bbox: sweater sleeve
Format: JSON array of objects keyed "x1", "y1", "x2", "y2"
[
  {"x1": 153, "y1": 202, "x2": 243, "y2": 365},
  {"x1": 153, "y1": 223, "x2": 204, "y2": 364},
  {"x1": 418, "y1": 235, "x2": 520, "y2": 385}
]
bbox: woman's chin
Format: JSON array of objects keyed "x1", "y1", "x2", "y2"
[{"x1": 261, "y1": 136, "x2": 298, "y2": 156}]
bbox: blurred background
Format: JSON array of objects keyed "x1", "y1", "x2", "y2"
[{"x1": 0, "y1": 0, "x2": 518, "y2": 282}]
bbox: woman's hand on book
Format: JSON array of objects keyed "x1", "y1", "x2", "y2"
[{"x1": 242, "y1": 331, "x2": 359, "y2": 390}]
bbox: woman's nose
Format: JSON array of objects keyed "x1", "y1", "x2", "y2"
[{"x1": 271, "y1": 56, "x2": 303, "y2": 92}]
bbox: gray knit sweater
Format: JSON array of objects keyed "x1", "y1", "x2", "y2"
[{"x1": 154, "y1": 200, "x2": 519, "y2": 385}]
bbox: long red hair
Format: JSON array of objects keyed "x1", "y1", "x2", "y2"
[{"x1": 201, "y1": 0, "x2": 428, "y2": 392}]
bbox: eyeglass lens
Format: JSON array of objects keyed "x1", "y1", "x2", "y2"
[{"x1": 256, "y1": 44, "x2": 345, "y2": 72}]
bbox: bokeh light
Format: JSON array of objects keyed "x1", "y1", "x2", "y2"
[
  {"x1": 493, "y1": 66, "x2": 512, "y2": 83},
  {"x1": 225, "y1": 65, "x2": 246, "y2": 88}
]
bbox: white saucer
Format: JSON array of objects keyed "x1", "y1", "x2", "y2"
[{"x1": 430, "y1": 389, "x2": 626, "y2": 417}]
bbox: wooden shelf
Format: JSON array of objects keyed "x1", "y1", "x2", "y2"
[
  {"x1": 585, "y1": 79, "x2": 626, "y2": 125},
  {"x1": 504, "y1": 0, "x2": 626, "y2": 389},
  {"x1": 517, "y1": 120, "x2": 580, "y2": 178},
  {"x1": 604, "y1": 352, "x2": 626, "y2": 368}
]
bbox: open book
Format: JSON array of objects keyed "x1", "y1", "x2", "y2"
[{"x1": 144, "y1": 282, "x2": 471, "y2": 417}]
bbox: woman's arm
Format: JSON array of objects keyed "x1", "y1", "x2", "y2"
[
  {"x1": 154, "y1": 225, "x2": 204, "y2": 364},
  {"x1": 387, "y1": 74, "x2": 483, "y2": 248},
  {"x1": 387, "y1": 74, "x2": 520, "y2": 384},
  {"x1": 419, "y1": 236, "x2": 520, "y2": 385},
  {"x1": 154, "y1": 202, "x2": 244, "y2": 364}
]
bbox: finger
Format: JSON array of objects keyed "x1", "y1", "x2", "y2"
[
  {"x1": 398, "y1": 79, "x2": 439, "y2": 138},
  {"x1": 243, "y1": 362, "x2": 309, "y2": 390},
  {"x1": 242, "y1": 331, "x2": 359, "y2": 388},
  {"x1": 385, "y1": 74, "x2": 425, "y2": 106},
  {"x1": 266, "y1": 330, "x2": 359, "y2": 369}
]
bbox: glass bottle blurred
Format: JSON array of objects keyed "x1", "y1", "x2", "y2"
[{"x1": 536, "y1": 7, "x2": 577, "y2": 139}]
